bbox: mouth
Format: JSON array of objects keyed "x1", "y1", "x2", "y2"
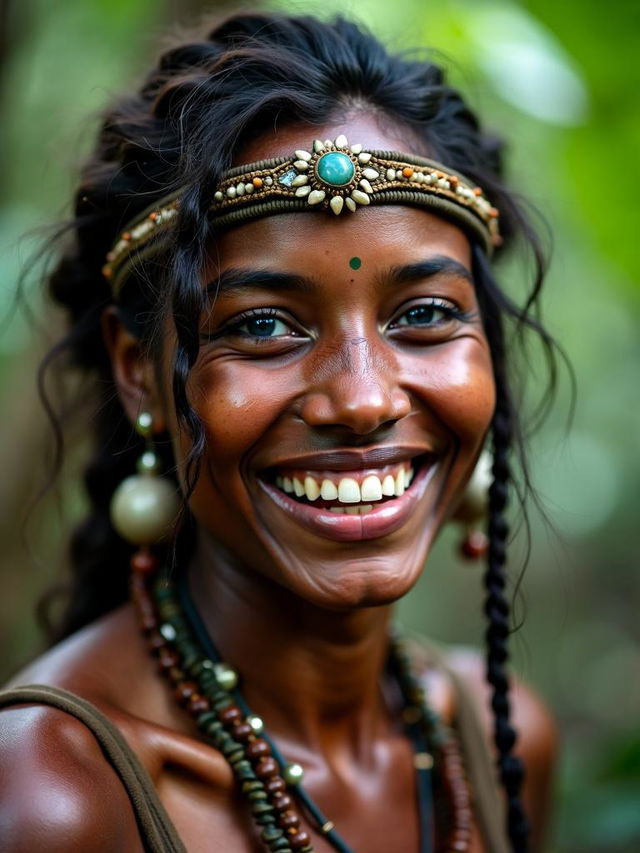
[{"x1": 256, "y1": 453, "x2": 437, "y2": 542}]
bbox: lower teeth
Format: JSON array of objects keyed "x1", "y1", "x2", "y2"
[{"x1": 329, "y1": 505, "x2": 374, "y2": 515}]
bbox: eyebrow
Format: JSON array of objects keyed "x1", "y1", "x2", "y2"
[
  {"x1": 387, "y1": 256, "x2": 474, "y2": 286},
  {"x1": 204, "y1": 254, "x2": 473, "y2": 300},
  {"x1": 204, "y1": 268, "x2": 316, "y2": 299}
]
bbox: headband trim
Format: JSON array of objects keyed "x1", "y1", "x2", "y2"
[{"x1": 103, "y1": 135, "x2": 501, "y2": 297}]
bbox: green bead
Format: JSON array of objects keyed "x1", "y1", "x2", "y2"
[
  {"x1": 196, "y1": 711, "x2": 217, "y2": 727},
  {"x1": 205, "y1": 720, "x2": 223, "y2": 737},
  {"x1": 226, "y1": 748, "x2": 245, "y2": 764},
  {"x1": 252, "y1": 801, "x2": 274, "y2": 815},
  {"x1": 269, "y1": 839, "x2": 292, "y2": 852},
  {"x1": 261, "y1": 826, "x2": 283, "y2": 843},
  {"x1": 242, "y1": 780, "x2": 263, "y2": 793},
  {"x1": 315, "y1": 151, "x2": 354, "y2": 187},
  {"x1": 235, "y1": 763, "x2": 256, "y2": 781},
  {"x1": 248, "y1": 790, "x2": 267, "y2": 801}
]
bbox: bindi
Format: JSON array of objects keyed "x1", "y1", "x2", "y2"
[{"x1": 349, "y1": 256, "x2": 362, "y2": 270}]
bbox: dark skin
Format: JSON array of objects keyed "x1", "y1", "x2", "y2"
[{"x1": 0, "y1": 117, "x2": 557, "y2": 851}]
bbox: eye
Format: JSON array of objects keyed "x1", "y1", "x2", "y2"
[
  {"x1": 235, "y1": 313, "x2": 291, "y2": 338},
  {"x1": 392, "y1": 298, "x2": 465, "y2": 329},
  {"x1": 200, "y1": 306, "x2": 306, "y2": 351}
]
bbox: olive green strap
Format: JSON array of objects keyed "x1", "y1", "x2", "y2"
[
  {"x1": 0, "y1": 684, "x2": 186, "y2": 853},
  {"x1": 405, "y1": 636, "x2": 510, "y2": 853}
]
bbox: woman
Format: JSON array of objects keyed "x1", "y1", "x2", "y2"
[{"x1": 0, "y1": 12, "x2": 557, "y2": 853}]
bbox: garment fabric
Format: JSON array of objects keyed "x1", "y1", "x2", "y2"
[{"x1": 0, "y1": 641, "x2": 508, "y2": 852}]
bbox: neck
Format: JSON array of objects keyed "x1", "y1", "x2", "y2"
[{"x1": 187, "y1": 537, "x2": 397, "y2": 761}]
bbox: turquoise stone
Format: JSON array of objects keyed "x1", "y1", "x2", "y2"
[{"x1": 315, "y1": 151, "x2": 355, "y2": 187}]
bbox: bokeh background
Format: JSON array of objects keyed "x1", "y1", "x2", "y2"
[{"x1": 0, "y1": 1, "x2": 638, "y2": 850}]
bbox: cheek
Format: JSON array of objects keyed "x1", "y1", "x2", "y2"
[
  {"x1": 180, "y1": 360, "x2": 296, "y2": 479},
  {"x1": 409, "y1": 338, "x2": 495, "y2": 443}
]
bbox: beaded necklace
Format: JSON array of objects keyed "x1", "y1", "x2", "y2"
[{"x1": 130, "y1": 549, "x2": 473, "y2": 852}]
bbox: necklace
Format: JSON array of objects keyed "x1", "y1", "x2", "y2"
[{"x1": 130, "y1": 550, "x2": 473, "y2": 852}]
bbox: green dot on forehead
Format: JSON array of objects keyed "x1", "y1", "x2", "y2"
[
  {"x1": 315, "y1": 151, "x2": 355, "y2": 187},
  {"x1": 349, "y1": 257, "x2": 362, "y2": 270}
]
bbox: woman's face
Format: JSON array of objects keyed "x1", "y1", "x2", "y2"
[{"x1": 164, "y1": 118, "x2": 496, "y2": 610}]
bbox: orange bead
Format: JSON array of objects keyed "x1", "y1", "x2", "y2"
[
  {"x1": 402, "y1": 167, "x2": 414, "y2": 178},
  {"x1": 252, "y1": 177, "x2": 263, "y2": 187},
  {"x1": 131, "y1": 548, "x2": 158, "y2": 574}
]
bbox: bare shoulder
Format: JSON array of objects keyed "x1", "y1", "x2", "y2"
[
  {"x1": 0, "y1": 700, "x2": 142, "y2": 852},
  {"x1": 443, "y1": 646, "x2": 558, "y2": 849},
  {"x1": 443, "y1": 646, "x2": 558, "y2": 769}
]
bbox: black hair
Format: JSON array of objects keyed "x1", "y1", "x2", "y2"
[{"x1": 36, "y1": 12, "x2": 561, "y2": 851}]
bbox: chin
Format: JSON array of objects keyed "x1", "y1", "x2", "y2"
[{"x1": 275, "y1": 548, "x2": 431, "y2": 613}]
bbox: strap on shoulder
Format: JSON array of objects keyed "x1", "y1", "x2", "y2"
[
  {"x1": 0, "y1": 684, "x2": 186, "y2": 853},
  {"x1": 403, "y1": 636, "x2": 510, "y2": 853}
]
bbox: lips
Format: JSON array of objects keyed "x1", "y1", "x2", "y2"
[{"x1": 256, "y1": 452, "x2": 436, "y2": 541}]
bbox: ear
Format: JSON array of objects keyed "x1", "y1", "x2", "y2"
[{"x1": 101, "y1": 306, "x2": 167, "y2": 432}]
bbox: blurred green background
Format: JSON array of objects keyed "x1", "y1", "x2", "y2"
[{"x1": 0, "y1": 1, "x2": 638, "y2": 850}]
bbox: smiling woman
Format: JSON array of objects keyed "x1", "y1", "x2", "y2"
[{"x1": 1, "y1": 12, "x2": 557, "y2": 853}]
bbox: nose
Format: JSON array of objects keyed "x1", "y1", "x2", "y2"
[{"x1": 300, "y1": 336, "x2": 411, "y2": 435}]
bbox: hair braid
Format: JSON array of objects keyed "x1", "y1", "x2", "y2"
[{"x1": 485, "y1": 346, "x2": 530, "y2": 851}]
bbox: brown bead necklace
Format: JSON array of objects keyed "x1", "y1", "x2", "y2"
[{"x1": 130, "y1": 548, "x2": 473, "y2": 853}]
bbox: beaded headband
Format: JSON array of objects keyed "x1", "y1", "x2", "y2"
[{"x1": 103, "y1": 134, "x2": 501, "y2": 296}]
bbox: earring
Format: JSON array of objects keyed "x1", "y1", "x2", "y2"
[
  {"x1": 453, "y1": 450, "x2": 492, "y2": 562},
  {"x1": 110, "y1": 412, "x2": 180, "y2": 550}
]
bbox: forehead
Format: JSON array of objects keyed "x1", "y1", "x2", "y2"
[{"x1": 208, "y1": 205, "x2": 472, "y2": 280}]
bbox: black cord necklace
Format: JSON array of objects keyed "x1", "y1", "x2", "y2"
[{"x1": 177, "y1": 572, "x2": 434, "y2": 853}]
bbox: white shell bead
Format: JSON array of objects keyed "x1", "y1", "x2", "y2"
[
  {"x1": 386, "y1": 168, "x2": 396, "y2": 181},
  {"x1": 351, "y1": 189, "x2": 370, "y2": 206},
  {"x1": 345, "y1": 197, "x2": 357, "y2": 212},
  {"x1": 226, "y1": 186, "x2": 237, "y2": 198},
  {"x1": 214, "y1": 191, "x2": 223, "y2": 201},
  {"x1": 313, "y1": 139, "x2": 325, "y2": 153},
  {"x1": 245, "y1": 183, "x2": 254, "y2": 194},
  {"x1": 330, "y1": 195, "x2": 344, "y2": 215},
  {"x1": 335, "y1": 134, "x2": 348, "y2": 149},
  {"x1": 291, "y1": 174, "x2": 308, "y2": 187},
  {"x1": 308, "y1": 189, "x2": 326, "y2": 205},
  {"x1": 110, "y1": 474, "x2": 179, "y2": 545},
  {"x1": 361, "y1": 168, "x2": 379, "y2": 181},
  {"x1": 236, "y1": 183, "x2": 245, "y2": 196},
  {"x1": 283, "y1": 763, "x2": 304, "y2": 784},
  {"x1": 324, "y1": 139, "x2": 333, "y2": 148},
  {"x1": 293, "y1": 160, "x2": 309, "y2": 171},
  {"x1": 295, "y1": 186, "x2": 311, "y2": 197},
  {"x1": 358, "y1": 152, "x2": 372, "y2": 163},
  {"x1": 351, "y1": 144, "x2": 363, "y2": 154},
  {"x1": 265, "y1": 176, "x2": 273, "y2": 185},
  {"x1": 359, "y1": 179, "x2": 374, "y2": 194},
  {"x1": 295, "y1": 149, "x2": 312, "y2": 161}
]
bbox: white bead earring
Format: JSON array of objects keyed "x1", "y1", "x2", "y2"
[{"x1": 110, "y1": 412, "x2": 180, "y2": 545}]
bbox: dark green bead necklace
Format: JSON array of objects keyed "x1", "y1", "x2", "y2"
[{"x1": 130, "y1": 553, "x2": 473, "y2": 852}]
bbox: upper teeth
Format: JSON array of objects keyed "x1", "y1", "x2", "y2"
[{"x1": 275, "y1": 466, "x2": 414, "y2": 503}]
